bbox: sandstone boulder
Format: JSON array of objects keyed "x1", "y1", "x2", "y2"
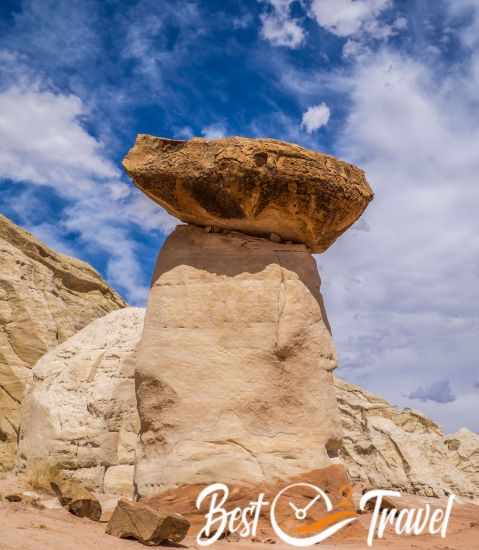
[
  {"x1": 51, "y1": 477, "x2": 102, "y2": 521},
  {"x1": 106, "y1": 499, "x2": 190, "y2": 544},
  {"x1": 335, "y1": 377, "x2": 477, "y2": 498},
  {"x1": 0, "y1": 214, "x2": 125, "y2": 471},
  {"x1": 17, "y1": 308, "x2": 143, "y2": 496},
  {"x1": 123, "y1": 135, "x2": 373, "y2": 253},
  {"x1": 135, "y1": 225, "x2": 342, "y2": 497}
]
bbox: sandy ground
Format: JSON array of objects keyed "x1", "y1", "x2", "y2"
[{"x1": 0, "y1": 475, "x2": 477, "y2": 550}]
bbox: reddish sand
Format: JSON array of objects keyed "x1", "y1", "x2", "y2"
[{"x1": 0, "y1": 474, "x2": 477, "y2": 550}]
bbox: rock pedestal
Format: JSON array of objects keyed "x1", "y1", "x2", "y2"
[{"x1": 135, "y1": 225, "x2": 342, "y2": 497}]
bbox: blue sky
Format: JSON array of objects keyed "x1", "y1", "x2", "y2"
[{"x1": 0, "y1": 0, "x2": 478, "y2": 433}]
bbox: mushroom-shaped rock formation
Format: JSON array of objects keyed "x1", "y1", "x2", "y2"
[{"x1": 123, "y1": 135, "x2": 373, "y2": 252}]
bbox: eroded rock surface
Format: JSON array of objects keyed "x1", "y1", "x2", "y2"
[
  {"x1": 106, "y1": 499, "x2": 190, "y2": 545},
  {"x1": 0, "y1": 214, "x2": 126, "y2": 471},
  {"x1": 18, "y1": 304, "x2": 478, "y2": 500},
  {"x1": 51, "y1": 477, "x2": 102, "y2": 521},
  {"x1": 445, "y1": 428, "x2": 479, "y2": 494},
  {"x1": 335, "y1": 378, "x2": 478, "y2": 498},
  {"x1": 18, "y1": 308, "x2": 142, "y2": 496},
  {"x1": 135, "y1": 225, "x2": 342, "y2": 496},
  {"x1": 123, "y1": 134, "x2": 373, "y2": 253}
]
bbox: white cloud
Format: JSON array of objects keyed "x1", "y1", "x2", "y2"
[
  {"x1": 309, "y1": 0, "x2": 406, "y2": 57},
  {"x1": 309, "y1": 0, "x2": 392, "y2": 37},
  {"x1": 301, "y1": 102, "x2": 331, "y2": 133},
  {"x1": 343, "y1": 38, "x2": 366, "y2": 58},
  {"x1": 0, "y1": 84, "x2": 176, "y2": 304},
  {"x1": 201, "y1": 123, "x2": 227, "y2": 139},
  {"x1": 259, "y1": 0, "x2": 305, "y2": 48},
  {"x1": 0, "y1": 87, "x2": 117, "y2": 195},
  {"x1": 318, "y1": 48, "x2": 479, "y2": 433}
]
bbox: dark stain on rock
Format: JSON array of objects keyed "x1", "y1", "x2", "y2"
[
  {"x1": 185, "y1": 177, "x2": 245, "y2": 219},
  {"x1": 254, "y1": 152, "x2": 268, "y2": 167}
]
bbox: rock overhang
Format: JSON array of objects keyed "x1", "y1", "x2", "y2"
[{"x1": 123, "y1": 134, "x2": 374, "y2": 253}]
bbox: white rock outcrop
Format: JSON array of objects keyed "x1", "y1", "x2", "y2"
[
  {"x1": 17, "y1": 308, "x2": 143, "y2": 496},
  {"x1": 336, "y1": 378, "x2": 477, "y2": 498},
  {"x1": 0, "y1": 214, "x2": 125, "y2": 471},
  {"x1": 445, "y1": 428, "x2": 479, "y2": 495}
]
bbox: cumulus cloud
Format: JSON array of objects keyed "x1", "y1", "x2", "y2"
[
  {"x1": 309, "y1": 0, "x2": 407, "y2": 57},
  {"x1": 0, "y1": 83, "x2": 175, "y2": 303},
  {"x1": 407, "y1": 380, "x2": 456, "y2": 404},
  {"x1": 309, "y1": 0, "x2": 392, "y2": 37},
  {"x1": 0, "y1": 87, "x2": 117, "y2": 195},
  {"x1": 301, "y1": 102, "x2": 330, "y2": 133},
  {"x1": 259, "y1": 0, "x2": 305, "y2": 48},
  {"x1": 317, "y1": 46, "x2": 479, "y2": 432}
]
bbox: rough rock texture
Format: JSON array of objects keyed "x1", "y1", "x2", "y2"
[
  {"x1": 18, "y1": 301, "x2": 478, "y2": 500},
  {"x1": 445, "y1": 428, "x2": 479, "y2": 494},
  {"x1": 17, "y1": 308, "x2": 142, "y2": 496},
  {"x1": 335, "y1": 378, "x2": 478, "y2": 498},
  {"x1": 135, "y1": 225, "x2": 342, "y2": 497},
  {"x1": 106, "y1": 499, "x2": 190, "y2": 545},
  {"x1": 0, "y1": 214, "x2": 126, "y2": 471},
  {"x1": 123, "y1": 134, "x2": 373, "y2": 253},
  {"x1": 51, "y1": 477, "x2": 102, "y2": 521}
]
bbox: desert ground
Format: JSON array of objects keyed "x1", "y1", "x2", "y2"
[{"x1": 1, "y1": 474, "x2": 477, "y2": 550}]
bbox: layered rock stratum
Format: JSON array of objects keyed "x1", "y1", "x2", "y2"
[
  {"x1": 135, "y1": 225, "x2": 342, "y2": 496},
  {"x1": 123, "y1": 135, "x2": 373, "y2": 252},
  {"x1": 0, "y1": 214, "x2": 126, "y2": 471}
]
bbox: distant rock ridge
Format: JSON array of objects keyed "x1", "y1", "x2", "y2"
[
  {"x1": 0, "y1": 213, "x2": 126, "y2": 471},
  {"x1": 18, "y1": 307, "x2": 479, "y2": 499},
  {"x1": 336, "y1": 377, "x2": 479, "y2": 498}
]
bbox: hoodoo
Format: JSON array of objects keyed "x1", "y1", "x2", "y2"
[{"x1": 124, "y1": 135, "x2": 374, "y2": 497}]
